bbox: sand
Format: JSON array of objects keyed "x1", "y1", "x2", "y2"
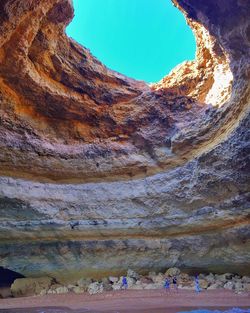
[{"x1": 0, "y1": 289, "x2": 250, "y2": 313}]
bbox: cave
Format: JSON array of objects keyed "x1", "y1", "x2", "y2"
[
  {"x1": 0, "y1": 0, "x2": 249, "y2": 284},
  {"x1": 0, "y1": 267, "x2": 25, "y2": 288}
]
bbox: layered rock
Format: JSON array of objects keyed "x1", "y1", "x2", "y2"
[{"x1": 0, "y1": 0, "x2": 249, "y2": 281}]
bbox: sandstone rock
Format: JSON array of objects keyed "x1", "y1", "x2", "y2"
[
  {"x1": 112, "y1": 283, "x2": 122, "y2": 291},
  {"x1": 151, "y1": 273, "x2": 165, "y2": 284},
  {"x1": 127, "y1": 269, "x2": 140, "y2": 280},
  {"x1": 77, "y1": 278, "x2": 92, "y2": 291},
  {"x1": 207, "y1": 283, "x2": 220, "y2": 290},
  {"x1": 148, "y1": 272, "x2": 157, "y2": 278},
  {"x1": 234, "y1": 282, "x2": 244, "y2": 292},
  {"x1": 208, "y1": 280, "x2": 224, "y2": 290},
  {"x1": 109, "y1": 276, "x2": 119, "y2": 283},
  {"x1": 0, "y1": 287, "x2": 12, "y2": 299},
  {"x1": 101, "y1": 277, "x2": 109, "y2": 284},
  {"x1": 49, "y1": 283, "x2": 63, "y2": 291},
  {"x1": 72, "y1": 286, "x2": 85, "y2": 294},
  {"x1": 242, "y1": 283, "x2": 250, "y2": 292},
  {"x1": 39, "y1": 289, "x2": 47, "y2": 296},
  {"x1": 127, "y1": 277, "x2": 136, "y2": 288},
  {"x1": 88, "y1": 282, "x2": 104, "y2": 295},
  {"x1": 55, "y1": 286, "x2": 69, "y2": 294},
  {"x1": 224, "y1": 281, "x2": 235, "y2": 290},
  {"x1": 199, "y1": 279, "x2": 209, "y2": 289},
  {"x1": 11, "y1": 277, "x2": 53, "y2": 297},
  {"x1": 205, "y1": 273, "x2": 215, "y2": 284},
  {"x1": 217, "y1": 273, "x2": 234, "y2": 282},
  {"x1": 178, "y1": 275, "x2": 193, "y2": 289},
  {"x1": 101, "y1": 277, "x2": 112, "y2": 291},
  {"x1": 140, "y1": 277, "x2": 154, "y2": 284},
  {"x1": 67, "y1": 284, "x2": 76, "y2": 290},
  {"x1": 179, "y1": 273, "x2": 191, "y2": 283},
  {"x1": 242, "y1": 276, "x2": 250, "y2": 283},
  {"x1": 165, "y1": 268, "x2": 180, "y2": 277},
  {"x1": 103, "y1": 283, "x2": 113, "y2": 292}
]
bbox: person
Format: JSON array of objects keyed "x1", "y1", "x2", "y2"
[
  {"x1": 121, "y1": 276, "x2": 128, "y2": 290},
  {"x1": 164, "y1": 277, "x2": 170, "y2": 292},
  {"x1": 172, "y1": 276, "x2": 178, "y2": 292},
  {"x1": 194, "y1": 274, "x2": 201, "y2": 293}
]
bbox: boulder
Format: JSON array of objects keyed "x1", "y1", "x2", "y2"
[
  {"x1": 39, "y1": 289, "x2": 47, "y2": 296},
  {"x1": 11, "y1": 277, "x2": 53, "y2": 297},
  {"x1": 140, "y1": 277, "x2": 154, "y2": 284},
  {"x1": 205, "y1": 273, "x2": 215, "y2": 284},
  {"x1": 178, "y1": 274, "x2": 193, "y2": 288},
  {"x1": 109, "y1": 276, "x2": 119, "y2": 283},
  {"x1": 151, "y1": 273, "x2": 165, "y2": 284},
  {"x1": 242, "y1": 283, "x2": 250, "y2": 292},
  {"x1": 199, "y1": 279, "x2": 209, "y2": 289},
  {"x1": 234, "y1": 282, "x2": 244, "y2": 292},
  {"x1": 165, "y1": 268, "x2": 180, "y2": 277},
  {"x1": 67, "y1": 284, "x2": 76, "y2": 290},
  {"x1": 72, "y1": 286, "x2": 85, "y2": 294},
  {"x1": 127, "y1": 269, "x2": 140, "y2": 280},
  {"x1": 112, "y1": 283, "x2": 122, "y2": 290},
  {"x1": 242, "y1": 276, "x2": 250, "y2": 283},
  {"x1": 77, "y1": 278, "x2": 92, "y2": 291},
  {"x1": 148, "y1": 272, "x2": 157, "y2": 278},
  {"x1": 218, "y1": 273, "x2": 234, "y2": 281},
  {"x1": 179, "y1": 273, "x2": 191, "y2": 283},
  {"x1": 103, "y1": 283, "x2": 113, "y2": 291},
  {"x1": 0, "y1": 287, "x2": 12, "y2": 298},
  {"x1": 101, "y1": 277, "x2": 112, "y2": 291},
  {"x1": 224, "y1": 281, "x2": 235, "y2": 290},
  {"x1": 207, "y1": 281, "x2": 224, "y2": 290},
  {"x1": 55, "y1": 286, "x2": 69, "y2": 294},
  {"x1": 88, "y1": 282, "x2": 104, "y2": 295}
]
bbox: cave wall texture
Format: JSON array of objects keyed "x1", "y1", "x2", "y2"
[{"x1": 0, "y1": 0, "x2": 249, "y2": 281}]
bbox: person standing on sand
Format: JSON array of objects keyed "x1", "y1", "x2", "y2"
[
  {"x1": 121, "y1": 276, "x2": 128, "y2": 290},
  {"x1": 172, "y1": 276, "x2": 178, "y2": 292},
  {"x1": 164, "y1": 277, "x2": 170, "y2": 292},
  {"x1": 194, "y1": 274, "x2": 201, "y2": 293}
]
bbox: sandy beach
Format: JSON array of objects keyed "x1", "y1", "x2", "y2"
[{"x1": 0, "y1": 289, "x2": 250, "y2": 313}]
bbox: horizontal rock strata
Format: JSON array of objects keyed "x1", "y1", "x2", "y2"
[{"x1": 0, "y1": 0, "x2": 249, "y2": 280}]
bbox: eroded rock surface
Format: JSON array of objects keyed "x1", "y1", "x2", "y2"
[{"x1": 0, "y1": 0, "x2": 249, "y2": 280}]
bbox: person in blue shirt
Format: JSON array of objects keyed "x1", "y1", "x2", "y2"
[
  {"x1": 194, "y1": 274, "x2": 201, "y2": 293},
  {"x1": 164, "y1": 277, "x2": 170, "y2": 292},
  {"x1": 121, "y1": 276, "x2": 128, "y2": 290}
]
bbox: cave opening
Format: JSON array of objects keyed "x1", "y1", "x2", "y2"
[
  {"x1": 0, "y1": 266, "x2": 25, "y2": 288},
  {"x1": 66, "y1": 0, "x2": 196, "y2": 83}
]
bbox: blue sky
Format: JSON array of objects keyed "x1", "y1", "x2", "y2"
[{"x1": 66, "y1": 0, "x2": 196, "y2": 83}]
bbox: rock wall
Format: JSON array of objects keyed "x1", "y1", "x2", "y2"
[{"x1": 0, "y1": 0, "x2": 249, "y2": 281}]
